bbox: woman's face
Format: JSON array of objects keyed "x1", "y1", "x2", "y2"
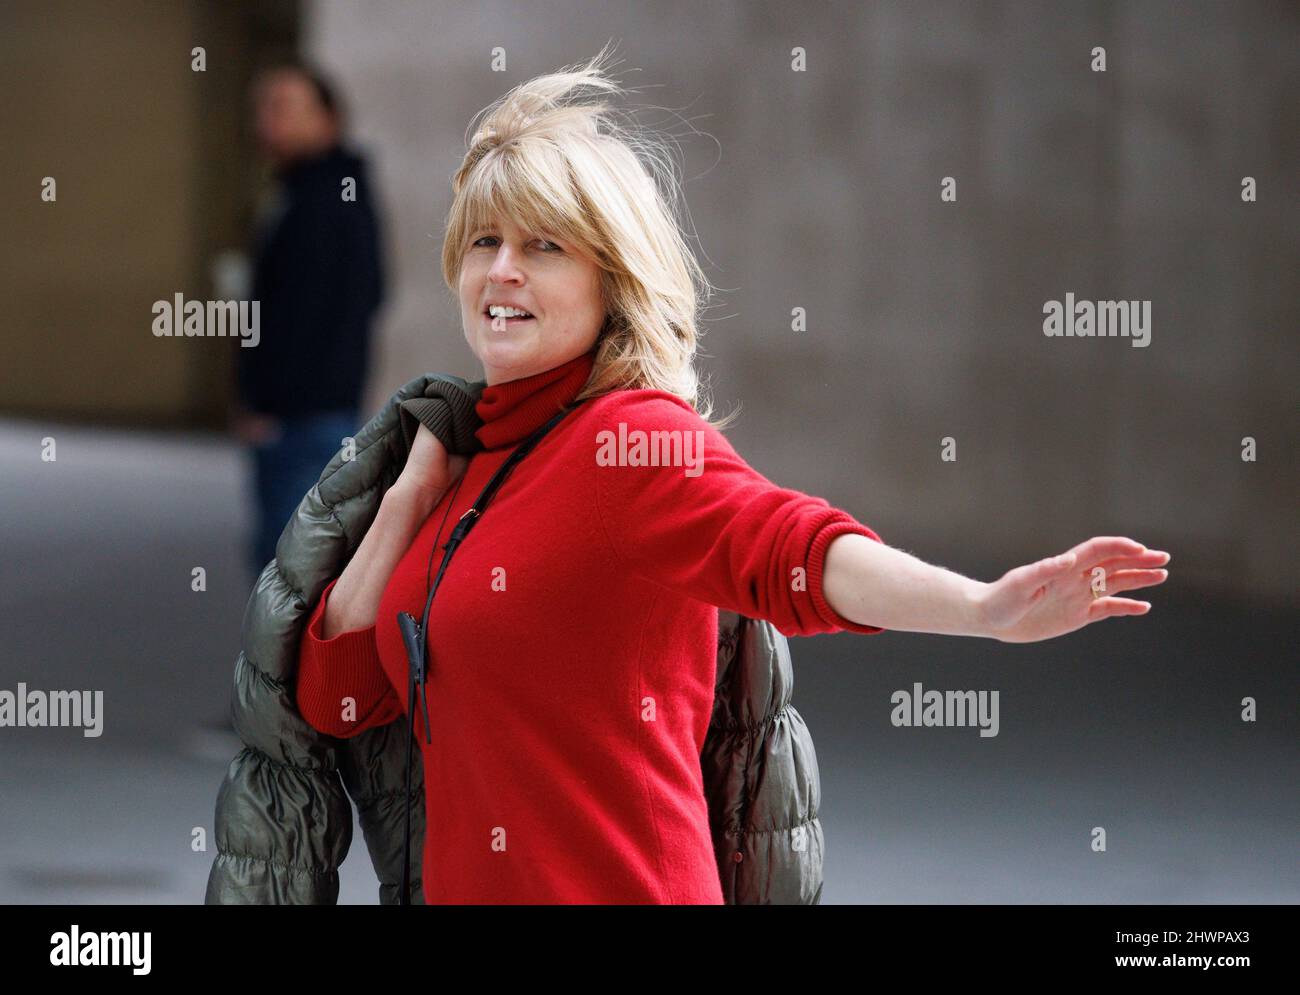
[{"x1": 459, "y1": 213, "x2": 606, "y2": 385}]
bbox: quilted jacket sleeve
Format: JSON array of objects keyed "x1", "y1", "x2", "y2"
[
  {"x1": 294, "y1": 576, "x2": 403, "y2": 738},
  {"x1": 590, "y1": 391, "x2": 888, "y2": 638}
]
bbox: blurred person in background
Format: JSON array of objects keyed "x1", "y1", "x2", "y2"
[{"x1": 233, "y1": 62, "x2": 387, "y2": 578}]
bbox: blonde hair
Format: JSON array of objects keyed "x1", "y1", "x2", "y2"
[{"x1": 441, "y1": 42, "x2": 737, "y2": 431}]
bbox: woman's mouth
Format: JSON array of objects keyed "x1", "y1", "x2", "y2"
[{"x1": 484, "y1": 311, "x2": 535, "y2": 329}]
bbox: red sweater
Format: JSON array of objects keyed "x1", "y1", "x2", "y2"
[{"x1": 294, "y1": 347, "x2": 886, "y2": 904}]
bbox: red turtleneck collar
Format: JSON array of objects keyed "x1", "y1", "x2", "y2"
[{"x1": 474, "y1": 348, "x2": 597, "y2": 450}]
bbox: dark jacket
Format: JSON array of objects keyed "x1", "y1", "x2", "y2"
[
  {"x1": 237, "y1": 143, "x2": 385, "y2": 418},
  {"x1": 205, "y1": 372, "x2": 825, "y2": 904}
]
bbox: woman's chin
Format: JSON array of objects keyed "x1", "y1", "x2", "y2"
[
  {"x1": 478, "y1": 337, "x2": 533, "y2": 362},
  {"x1": 472, "y1": 338, "x2": 540, "y2": 379}
]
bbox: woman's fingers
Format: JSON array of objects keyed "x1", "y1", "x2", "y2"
[
  {"x1": 1092, "y1": 549, "x2": 1171, "y2": 574},
  {"x1": 1088, "y1": 596, "x2": 1152, "y2": 619},
  {"x1": 1068, "y1": 536, "x2": 1149, "y2": 564},
  {"x1": 1092, "y1": 567, "x2": 1169, "y2": 596}
]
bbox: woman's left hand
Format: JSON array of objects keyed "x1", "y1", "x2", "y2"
[{"x1": 978, "y1": 536, "x2": 1170, "y2": 643}]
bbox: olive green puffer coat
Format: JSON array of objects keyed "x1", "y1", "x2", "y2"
[{"x1": 204, "y1": 371, "x2": 825, "y2": 904}]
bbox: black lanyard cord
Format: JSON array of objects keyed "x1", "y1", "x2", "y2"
[{"x1": 396, "y1": 399, "x2": 584, "y2": 905}]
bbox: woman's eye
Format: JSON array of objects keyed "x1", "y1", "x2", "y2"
[{"x1": 472, "y1": 235, "x2": 561, "y2": 252}]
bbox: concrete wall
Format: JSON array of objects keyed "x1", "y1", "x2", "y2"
[
  {"x1": 4, "y1": 1, "x2": 1291, "y2": 601},
  {"x1": 0, "y1": 0, "x2": 298, "y2": 424},
  {"x1": 305, "y1": 1, "x2": 1297, "y2": 603},
  {"x1": 2, "y1": 1, "x2": 202, "y2": 420}
]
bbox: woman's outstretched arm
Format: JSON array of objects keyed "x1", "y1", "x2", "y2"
[{"x1": 822, "y1": 534, "x2": 1171, "y2": 643}]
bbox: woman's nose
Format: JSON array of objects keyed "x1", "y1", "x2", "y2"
[{"x1": 487, "y1": 246, "x2": 525, "y2": 282}]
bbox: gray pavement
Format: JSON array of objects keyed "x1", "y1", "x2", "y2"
[{"x1": 1, "y1": 418, "x2": 1295, "y2": 903}]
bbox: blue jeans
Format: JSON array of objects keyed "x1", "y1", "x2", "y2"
[{"x1": 248, "y1": 408, "x2": 359, "y2": 577}]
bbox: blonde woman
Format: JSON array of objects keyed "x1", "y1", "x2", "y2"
[{"x1": 291, "y1": 49, "x2": 1170, "y2": 904}]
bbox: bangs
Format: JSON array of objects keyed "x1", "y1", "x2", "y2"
[{"x1": 456, "y1": 144, "x2": 588, "y2": 250}]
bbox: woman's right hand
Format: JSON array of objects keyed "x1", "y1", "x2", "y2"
[
  {"x1": 326, "y1": 424, "x2": 468, "y2": 637},
  {"x1": 394, "y1": 423, "x2": 469, "y2": 505}
]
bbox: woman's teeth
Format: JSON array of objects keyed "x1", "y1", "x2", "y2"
[{"x1": 489, "y1": 313, "x2": 533, "y2": 330}]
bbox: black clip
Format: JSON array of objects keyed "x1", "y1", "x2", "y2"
[{"x1": 397, "y1": 611, "x2": 432, "y2": 744}]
